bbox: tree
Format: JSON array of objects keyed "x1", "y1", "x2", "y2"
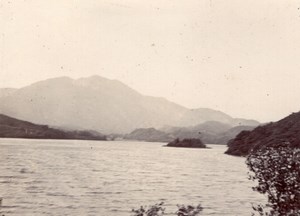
[{"x1": 246, "y1": 142, "x2": 300, "y2": 215}]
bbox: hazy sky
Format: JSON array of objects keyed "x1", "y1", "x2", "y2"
[{"x1": 1, "y1": 0, "x2": 300, "y2": 122}]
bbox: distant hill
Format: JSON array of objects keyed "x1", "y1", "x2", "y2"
[
  {"x1": 0, "y1": 75, "x2": 259, "y2": 133},
  {"x1": 160, "y1": 122, "x2": 227, "y2": 144},
  {"x1": 0, "y1": 88, "x2": 16, "y2": 98},
  {"x1": 177, "y1": 108, "x2": 259, "y2": 127},
  {"x1": 161, "y1": 121, "x2": 256, "y2": 144},
  {"x1": 225, "y1": 112, "x2": 300, "y2": 156},
  {"x1": 213, "y1": 125, "x2": 256, "y2": 144},
  {"x1": 0, "y1": 114, "x2": 106, "y2": 140},
  {"x1": 124, "y1": 128, "x2": 174, "y2": 142},
  {"x1": 124, "y1": 121, "x2": 256, "y2": 144}
]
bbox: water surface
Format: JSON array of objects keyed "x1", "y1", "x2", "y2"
[{"x1": 0, "y1": 139, "x2": 265, "y2": 215}]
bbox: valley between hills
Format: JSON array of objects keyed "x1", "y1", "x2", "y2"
[{"x1": 1, "y1": 76, "x2": 300, "y2": 156}]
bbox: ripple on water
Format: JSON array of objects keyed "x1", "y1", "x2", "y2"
[{"x1": 0, "y1": 139, "x2": 266, "y2": 216}]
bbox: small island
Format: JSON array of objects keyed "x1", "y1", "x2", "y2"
[{"x1": 166, "y1": 138, "x2": 207, "y2": 148}]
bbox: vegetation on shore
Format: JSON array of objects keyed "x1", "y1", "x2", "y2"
[
  {"x1": 246, "y1": 142, "x2": 300, "y2": 215},
  {"x1": 131, "y1": 202, "x2": 203, "y2": 216},
  {"x1": 226, "y1": 112, "x2": 300, "y2": 156}
]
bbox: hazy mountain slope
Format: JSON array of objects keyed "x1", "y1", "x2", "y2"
[
  {"x1": 124, "y1": 128, "x2": 174, "y2": 142},
  {"x1": 225, "y1": 112, "x2": 300, "y2": 156},
  {"x1": 193, "y1": 121, "x2": 233, "y2": 134},
  {"x1": 0, "y1": 75, "x2": 259, "y2": 133},
  {"x1": 161, "y1": 121, "x2": 233, "y2": 144},
  {"x1": 0, "y1": 76, "x2": 187, "y2": 133},
  {"x1": 230, "y1": 118, "x2": 259, "y2": 127},
  {"x1": 163, "y1": 121, "x2": 230, "y2": 137},
  {"x1": 178, "y1": 108, "x2": 233, "y2": 126},
  {"x1": 213, "y1": 125, "x2": 255, "y2": 144},
  {"x1": 178, "y1": 108, "x2": 259, "y2": 127},
  {"x1": 0, "y1": 114, "x2": 106, "y2": 140},
  {"x1": 0, "y1": 88, "x2": 16, "y2": 98}
]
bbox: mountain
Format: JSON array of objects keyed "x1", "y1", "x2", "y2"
[
  {"x1": 161, "y1": 121, "x2": 231, "y2": 143},
  {"x1": 225, "y1": 112, "x2": 300, "y2": 156},
  {"x1": 163, "y1": 122, "x2": 256, "y2": 144},
  {"x1": 0, "y1": 75, "x2": 259, "y2": 133},
  {"x1": 177, "y1": 108, "x2": 259, "y2": 127},
  {"x1": 0, "y1": 88, "x2": 16, "y2": 98},
  {"x1": 125, "y1": 122, "x2": 256, "y2": 144},
  {"x1": 213, "y1": 125, "x2": 256, "y2": 144},
  {"x1": 124, "y1": 128, "x2": 174, "y2": 142},
  {"x1": 0, "y1": 76, "x2": 187, "y2": 133},
  {"x1": 177, "y1": 108, "x2": 233, "y2": 126},
  {"x1": 0, "y1": 114, "x2": 106, "y2": 140}
]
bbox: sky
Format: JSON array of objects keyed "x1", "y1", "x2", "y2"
[{"x1": 1, "y1": 0, "x2": 300, "y2": 123}]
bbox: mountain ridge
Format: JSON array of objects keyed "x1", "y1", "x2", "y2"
[
  {"x1": 122, "y1": 121, "x2": 256, "y2": 144},
  {"x1": 0, "y1": 114, "x2": 106, "y2": 140},
  {"x1": 225, "y1": 111, "x2": 300, "y2": 156},
  {"x1": 0, "y1": 75, "x2": 259, "y2": 133}
]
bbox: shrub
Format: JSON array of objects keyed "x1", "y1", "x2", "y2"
[
  {"x1": 131, "y1": 202, "x2": 165, "y2": 216},
  {"x1": 131, "y1": 203, "x2": 202, "y2": 216},
  {"x1": 246, "y1": 142, "x2": 300, "y2": 215},
  {"x1": 176, "y1": 204, "x2": 203, "y2": 216}
]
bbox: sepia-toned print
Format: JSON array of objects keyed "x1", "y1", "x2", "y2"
[{"x1": 0, "y1": 1, "x2": 299, "y2": 215}]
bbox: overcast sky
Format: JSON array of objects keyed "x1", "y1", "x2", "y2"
[{"x1": 1, "y1": 0, "x2": 300, "y2": 122}]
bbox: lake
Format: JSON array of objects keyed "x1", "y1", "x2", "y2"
[{"x1": 0, "y1": 139, "x2": 265, "y2": 215}]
